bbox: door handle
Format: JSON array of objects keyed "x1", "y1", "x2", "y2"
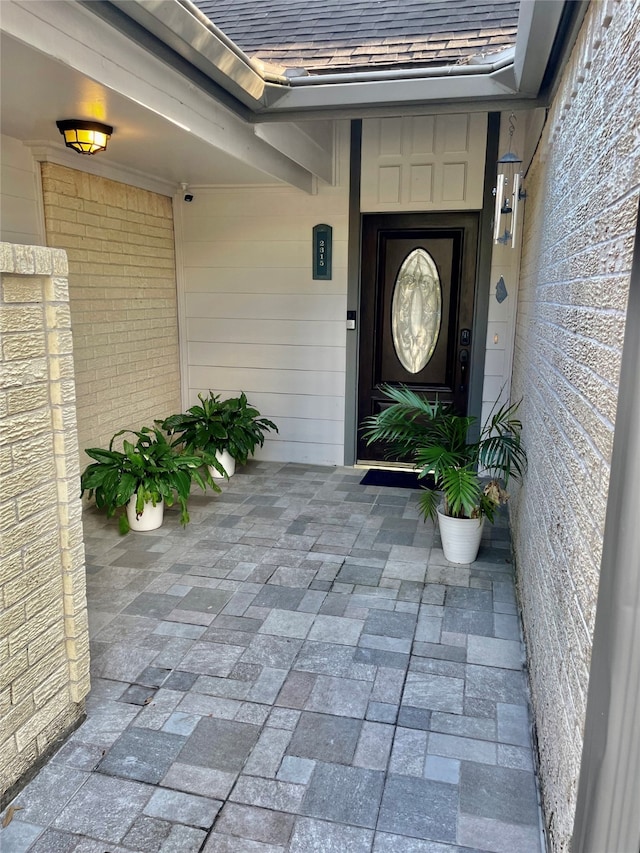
[{"x1": 459, "y1": 349, "x2": 469, "y2": 392}]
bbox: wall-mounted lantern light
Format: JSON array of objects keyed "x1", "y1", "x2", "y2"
[
  {"x1": 493, "y1": 114, "x2": 526, "y2": 248},
  {"x1": 56, "y1": 119, "x2": 113, "y2": 155}
]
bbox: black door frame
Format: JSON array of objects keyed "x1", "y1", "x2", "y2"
[
  {"x1": 357, "y1": 212, "x2": 479, "y2": 463},
  {"x1": 343, "y1": 114, "x2": 500, "y2": 465}
]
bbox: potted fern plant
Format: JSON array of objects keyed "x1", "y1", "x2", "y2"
[
  {"x1": 80, "y1": 426, "x2": 219, "y2": 533},
  {"x1": 161, "y1": 391, "x2": 278, "y2": 479},
  {"x1": 361, "y1": 384, "x2": 527, "y2": 563}
]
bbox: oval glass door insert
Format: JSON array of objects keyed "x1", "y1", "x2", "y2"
[{"x1": 391, "y1": 248, "x2": 442, "y2": 373}]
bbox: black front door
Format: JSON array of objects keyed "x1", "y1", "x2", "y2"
[{"x1": 357, "y1": 212, "x2": 479, "y2": 462}]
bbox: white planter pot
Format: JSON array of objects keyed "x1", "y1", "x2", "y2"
[
  {"x1": 126, "y1": 497, "x2": 164, "y2": 532},
  {"x1": 209, "y1": 449, "x2": 236, "y2": 479},
  {"x1": 437, "y1": 507, "x2": 485, "y2": 564}
]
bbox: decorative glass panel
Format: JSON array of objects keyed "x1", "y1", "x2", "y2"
[{"x1": 391, "y1": 248, "x2": 442, "y2": 373}]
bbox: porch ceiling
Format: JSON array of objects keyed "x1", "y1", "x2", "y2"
[{"x1": 0, "y1": 33, "x2": 276, "y2": 190}]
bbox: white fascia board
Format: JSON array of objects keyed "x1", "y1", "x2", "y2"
[
  {"x1": 1, "y1": 0, "x2": 314, "y2": 191},
  {"x1": 256, "y1": 70, "x2": 520, "y2": 115},
  {"x1": 107, "y1": 0, "x2": 267, "y2": 108},
  {"x1": 513, "y1": 0, "x2": 567, "y2": 94},
  {"x1": 254, "y1": 122, "x2": 334, "y2": 185}
]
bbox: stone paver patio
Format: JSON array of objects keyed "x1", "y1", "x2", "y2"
[{"x1": 1, "y1": 462, "x2": 545, "y2": 852}]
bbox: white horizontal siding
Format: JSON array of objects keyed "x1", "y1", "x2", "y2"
[
  {"x1": 185, "y1": 238, "x2": 348, "y2": 270},
  {"x1": 185, "y1": 266, "x2": 346, "y2": 296},
  {"x1": 185, "y1": 293, "x2": 346, "y2": 322},
  {"x1": 188, "y1": 366, "x2": 345, "y2": 398},
  {"x1": 0, "y1": 135, "x2": 42, "y2": 245},
  {"x1": 187, "y1": 318, "x2": 343, "y2": 347},
  {"x1": 178, "y1": 122, "x2": 351, "y2": 466},
  {"x1": 188, "y1": 342, "x2": 345, "y2": 372}
]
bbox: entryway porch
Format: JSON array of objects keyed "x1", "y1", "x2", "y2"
[{"x1": 1, "y1": 461, "x2": 544, "y2": 853}]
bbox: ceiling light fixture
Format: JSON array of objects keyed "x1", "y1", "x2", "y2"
[{"x1": 56, "y1": 119, "x2": 113, "y2": 155}]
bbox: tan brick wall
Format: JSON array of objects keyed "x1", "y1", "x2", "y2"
[
  {"x1": 509, "y1": 2, "x2": 640, "y2": 850},
  {"x1": 0, "y1": 242, "x2": 89, "y2": 804},
  {"x1": 40, "y1": 165, "x2": 181, "y2": 460}
]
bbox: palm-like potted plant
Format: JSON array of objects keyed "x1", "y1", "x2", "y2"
[
  {"x1": 361, "y1": 384, "x2": 527, "y2": 563},
  {"x1": 160, "y1": 392, "x2": 278, "y2": 478},
  {"x1": 80, "y1": 426, "x2": 219, "y2": 533}
]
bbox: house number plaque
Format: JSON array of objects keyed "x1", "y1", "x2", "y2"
[{"x1": 313, "y1": 224, "x2": 332, "y2": 280}]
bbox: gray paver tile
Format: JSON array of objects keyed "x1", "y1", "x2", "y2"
[
  {"x1": 52, "y1": 774, "x2": 153, "y2": 842},
  {"x1": 202, "y1": 834, "x2": 285, "y2": 852},
  {"x1": 377, "y1": 774, "x2": 458, "y2": 842},
  {"x1": 497, "y1": 743, "x2": 534, "y2": 771},
  {"x1": 275, "y1": 670, "x2": 317, "y2": 709},
  {"x1": 430, "y1": 711, "x2": 497, "y2": 741},
  {"x1": 161, "y1": 762, "x2": 237, "y2": 798},
  {"x1": 244, "y1": 726, "x2": 293, "y2": 777},
  {"x1": 301, "y1": 762, "x2": 385, "y2": 828},
  {"x1": 354, "y1": 646, "x2": 409, "y2": 669},
  {"x1": 23, "y1": 828, "x2": 78, "y2": 853},
  {"x1": 178, "y1": 716, "x2": 261, "y2": 772},
  {"x1": 160, "y1": 824, "x2": 208, "y2": 852},
  {"x1": 287, "y1": 710, "x2": 362, "y2": 763},
  {"x1": 258, "y1": 608, "x2": 316, "y2": 638},
  {"x1": 354, "y1": 720, "x2": 395, "y2": 770},
  {"x1": 144, "y1": 787, "x2": 221, "y2": 828},
  {"x1": 373, "y1": 833, "x2": 481, "y2": 852},
  {"x1": 289, "y1": 816, "x2": 374, "y2": 851},
  {"x1": 364, "y1": 609, "x2": 417, "y2": 638},
  {"x1": 123, "y1": 815, "x2": 172, "y2": 851},
  {"x1": 389, "y1": 726, "x2": 428, "y2": 776},
  {"x1": 177, "y1": 692, "x2": 242, "y2": 719},
  {"x1": 424, "y1": 754, "x2": 461, "y2": 784},
  {"x1": 428, "y1": 732, "x2": 496, "y2": 765},
  {"x1": 307, "y1": 613, "x2": 365, "y2": 644},
  {"x1": 460, "y1": 762, "x2": 539, "y2": 825},
  {"x1": 457, "y1": 815, "x2": 542, "y2": 853},
  {"x1": 2, "y1": 763, "x2": 88, "y2": 826},
  {"x1": 277, "y1": 756, "x2": 316, "y2": 783},
  {"x1": 465, "y1": 665, "x2": 529, "y2": 704},
  {"x1": 178, "y1": 641, "x2": 246, "y2": 677},
  {"x1": 497, "y1": 702, "x2": 531, "y2": 746},
  {"x1": 305, "y1": 674, "x2": 372, "y2": 717},
  {"x1": 241, "y1": 634, "x2": 303, "y2": 668},
  {"x1": 402, "y1": 671, "x2": 464, "y2": 714},
  {"x1": 248, "y1": 667, "x2": 288, "y2": 704},
  {"x1": 467, "y1": 635, "x2": 523, "y2": 670},
  {"x1": 366, "y1": 701, "x2": 398, "y2": 724},
  {"x1": 229, "y1": 776, "x2": 306, "y2": 813},
  {"x1": 0, "y1": 820, "x2": 43, "y2": 853},
  {"x1": 97, "y1": 727, "x2": 186, "y2": 783},
  {"x1": 215, "y1": 803, "x2": 295, "y2": 845}
]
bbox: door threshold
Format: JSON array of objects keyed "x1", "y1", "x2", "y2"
[{"x1": 355, "y1": 461, "x2": 419, "y2": 472}]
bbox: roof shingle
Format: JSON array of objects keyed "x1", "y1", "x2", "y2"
[{"x1": 191, "y1": 0, "x2": 520, "y2": 74}]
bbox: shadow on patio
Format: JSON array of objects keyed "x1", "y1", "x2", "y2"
[{"x1": 1, "y1": 462, "x2": 545, "y2": 853}]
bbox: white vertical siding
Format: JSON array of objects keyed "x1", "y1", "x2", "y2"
[
  {"x1": 178, "y1": 123, "x2": 350, "y2": 466},
  {"x1": 481, "y1": 111, "x2": 528, "y2": 427},
  {"x1": 0, "y1": 135, "x2": 43, "y2": 245}
]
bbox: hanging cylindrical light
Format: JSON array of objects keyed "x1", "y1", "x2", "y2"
[
  {"x1": 493, "y1": 114, "x2": 526, "y2": 247},
  {"x1": 56, "y1": 120, "x2": 113, "y2": 155}
]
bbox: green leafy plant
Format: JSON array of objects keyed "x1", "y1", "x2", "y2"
[
  {"x1": 80, "y1": 426, "x2": 219, "y2": 534},
  {"x1": 161, "y1": 392, "x2": 278, "y2": 469},
  {"x1": 361, "y1": 384, "x2": 527, "y2": 523}
]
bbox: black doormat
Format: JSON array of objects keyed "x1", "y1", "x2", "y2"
[{"x1": 359, "y1": 469, "x2": 435, "y2": 490}]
